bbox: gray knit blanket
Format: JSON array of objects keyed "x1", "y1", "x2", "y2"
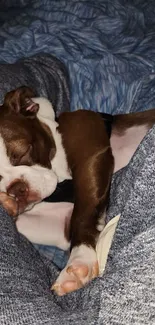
[
  {"x1": 0, "y1": 122, "x2": 155, "y2": 324},
  {"x1": 0, "y1": 53, "x2": 70, "y2": 116}
]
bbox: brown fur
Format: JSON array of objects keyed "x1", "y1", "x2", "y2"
[
  {"x1": 58, "y1": 110, "x2": 114, "y2": 248},
  {"x1": 0, "y1": 87, "x2": 56, "y2": 169},
  {"x1": 58, "y1": 108, "x2": 155, "y2": 250},
  {"x1": 113, "y1": 109, "x2": 155, "y2": 133}
]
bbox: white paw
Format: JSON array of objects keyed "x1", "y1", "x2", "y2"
[{"x1": 51, "y1": 245, "x2": 99, "y2": 296}]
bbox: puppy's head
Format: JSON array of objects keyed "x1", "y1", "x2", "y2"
[
  {"x1": 0, "y1": 86, "x2": 58, "y2": 216},
  {"x1": 1, "y1": 86, "x2": 56, "y2": 168}
]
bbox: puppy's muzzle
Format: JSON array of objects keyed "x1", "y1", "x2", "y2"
[
  {"x1": 4, "y1": 179, "x2": 40, "y2": 217},
  {"x1": 7, "y1": 180, "x2": 28, "y2": 199},
  {"x1": 7, "y1": 180, "x2": 29, "y2": 215}
]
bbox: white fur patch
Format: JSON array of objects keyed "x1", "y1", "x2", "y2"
[
  {"x1": 97, "y1": 211, "x2": 106, "y2": 232},
  {"x1": 33, "y1": 97, "x2": 55, "y2": 121},
  {"x1": 52, "y1": 245, "x2": 98, "y2": 295},
  {"x1": 67, "y1": 245, "x2": 97, "y2": 266},
  {"x1": 33, "y1": 97, "x2": 72, "y2": 182},
  {"x1": 0, "y1": 137, "x2": 10, "y2": 167}
]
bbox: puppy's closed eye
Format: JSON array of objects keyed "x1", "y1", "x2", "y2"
[
  {"x1": 7, "y1": 141, "x2": 33, "y2": 166},
  {"x1": 18, "y1": 145, "x2": 33, "y2": 165}
]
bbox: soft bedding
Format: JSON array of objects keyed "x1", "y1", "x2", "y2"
[
  {"x1": 0, "y1": 53, "x2": 70, "y2": 116},
  {"x1": 1, "y1": 0, "x2": 155, "y2": 114}
]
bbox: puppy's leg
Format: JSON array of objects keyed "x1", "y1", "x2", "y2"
[{"x1": 52, "y1": 147, "x2": 114, "y2": 295}]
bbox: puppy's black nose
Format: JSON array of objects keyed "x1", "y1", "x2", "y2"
[{"x1": 7, "y1": 180, "x2": 28, "y2": 200}]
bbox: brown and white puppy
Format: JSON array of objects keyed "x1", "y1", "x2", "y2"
[
  {"x1": 0, "y1": 86, "x2": 155, "y2": 296},
  {"x1": 0, "y1": 87, "x2": 59, "y2": 217}
]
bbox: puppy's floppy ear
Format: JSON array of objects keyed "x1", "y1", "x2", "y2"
[{"x1": 4, "y1": 86, "x2": 39, "y2": 118}]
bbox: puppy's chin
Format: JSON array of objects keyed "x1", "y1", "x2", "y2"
[
  {"x1": 23, "y1": 202, "x2": 36, "y2": 212},
  {"x1": 17, "y1": 201, "x2": 37, "y2": 216}
]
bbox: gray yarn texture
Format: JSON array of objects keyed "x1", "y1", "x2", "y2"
[{"x1": 0, "y1": 53, "x2": 70, "y2": 116}]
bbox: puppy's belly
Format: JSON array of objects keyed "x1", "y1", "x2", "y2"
[
  {"x1": 111, "y1": 125, "x2": 148, "y2": 173},
  {"x1": 16, "y1": 202, "x2": 73, "y2": 250}
]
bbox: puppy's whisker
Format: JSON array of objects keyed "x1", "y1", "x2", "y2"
[{"x1": 8, "y1": 193, "x2": 16, "y2": 199}]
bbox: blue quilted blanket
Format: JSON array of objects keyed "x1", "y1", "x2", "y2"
[{"x1": 0, "y1": 0, "x2": 155, "y2": 114}]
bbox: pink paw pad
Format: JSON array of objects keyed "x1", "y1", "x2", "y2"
[{"x1": 51, "y1": 253, "x2": 99, "y2": 296}]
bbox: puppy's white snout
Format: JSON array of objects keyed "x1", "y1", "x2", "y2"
[
  {"x1": 22, "y1": 165, "x2": 58, "y2": 200},
  {"x1": 42, "y1": 170, "x2": 58, "y2": 198}
]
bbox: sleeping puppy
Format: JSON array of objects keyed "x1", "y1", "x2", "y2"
[{"x1": 0, "y1": 86, "x2": 155, "y2": 296}]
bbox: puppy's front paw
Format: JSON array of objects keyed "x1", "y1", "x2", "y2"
[
  {"x1": 0, "y1": 192, "x2": 18, "y2": 219},
  {"x1": 51, "y1": 245, "x2": 99, "y2": 296}
]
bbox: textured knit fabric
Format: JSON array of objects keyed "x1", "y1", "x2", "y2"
[
  {"x1": 0, "y1": 124, "x2": 155, "y2": 324},
  {"x1": 100, "y1": 125, "x2": 155, "y2": 324},
  {"x1": 0, "y1": 53, "x2": 70, "y2": 117}
]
